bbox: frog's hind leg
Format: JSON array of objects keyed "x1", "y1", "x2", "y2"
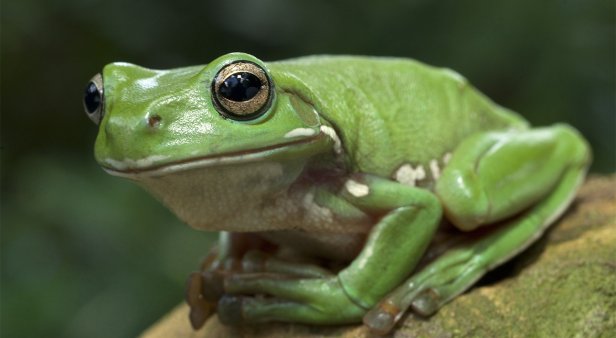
[{"x1": 364, "y1": 124, "x2": 590, "y2": 334}]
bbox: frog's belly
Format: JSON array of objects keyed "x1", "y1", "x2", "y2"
[{"x1": 259, "y1": 230, "x2": 366, "y2": 262}]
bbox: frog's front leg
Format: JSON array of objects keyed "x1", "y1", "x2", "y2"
[
  {"x1": 217, "y1": 175, "x2": 443, "y2": 325},
  {"x1": 364, "y1": 124, "x2": 591, "y2": 333}
]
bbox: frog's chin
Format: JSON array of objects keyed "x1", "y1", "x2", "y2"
[
  {"x1": 100, "y1": 131, "x2": 338, "y2": 232},
  {"x1": 101, "y1": 132, "x2": 329, "y2": 179}
]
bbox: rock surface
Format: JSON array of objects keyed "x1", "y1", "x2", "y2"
[{"x1": 141, "y1": 175, "x2": 616, "y2": 338}]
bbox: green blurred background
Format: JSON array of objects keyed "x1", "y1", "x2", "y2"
[{"x1": 1, "y1": 0, "x2": 614, "y2": 337}]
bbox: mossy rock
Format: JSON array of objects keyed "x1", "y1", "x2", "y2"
[{"x1": 141, "y1": 175, "x2": 616, "y2": 338}]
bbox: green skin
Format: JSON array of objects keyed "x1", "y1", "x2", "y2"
[{"x1": 88, "y1": 52, "x2": 591, "y2": 334}]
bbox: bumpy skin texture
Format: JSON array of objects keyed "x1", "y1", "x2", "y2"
[{"x1": 89, "y1": 53, "x2": 591, "y2": 334}]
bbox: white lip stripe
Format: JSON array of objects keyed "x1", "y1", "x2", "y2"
[
  {"x1": 284, "y1": 128, "x2": 317, "y2": 138},
  {"x1": 320, "y1": 125, "x2": 342, "y2": 154},
  {"x1": 104, "y1": 155, "x2": 169, "y2": 171}
]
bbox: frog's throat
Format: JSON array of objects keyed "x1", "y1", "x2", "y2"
[{"x1": 102, "y1": 132, "x2": 329, "y2": 179}]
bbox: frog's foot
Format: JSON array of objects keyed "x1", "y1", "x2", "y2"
[
  {"x1": 189, "y1": 249, "x2": 337, "y2": 328},
  {"x1": 187, "y1": 232, "x2": 285, "y2": 329},
  {"x1": 218, "y1": 274, "x2": 366, "y2": 325},
  {"x1": 363, "y1": 246, "x2": 484, "y2": 334}
]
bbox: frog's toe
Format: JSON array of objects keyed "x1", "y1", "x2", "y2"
[
  {"x1": 225, "y1": 273, "x2": 313, "y2": 302},
  {"x1": 364, "y1": 291, "x2": 443, "y2": 335},
  {"x1": 217, "y1": 295, "x2": 245, "y2": 324},
  {"x1": 200, "y1": 270, "x2": 226, "y2": 301},
  {"x1": 410, "y1": 288, "x2": 441, "y2": 316},
  {"x1": 242, "y1": 250, "x2": 334, "y2": 277},
  {"x1": 185, "y1": 272, "x2": 217, "y2": 329},
  {"x1": 362, "y1": 301, "x2": 401, "y2": 335},
  {"x1": 219, "y1": 275, "x2": 366, "y2": 324},
  {"x1": 217, "y1": 295, "x2": 331, "y2": 324},
  {"x1": 411, "y1": 261, "x2": 486, "y2": 316}
]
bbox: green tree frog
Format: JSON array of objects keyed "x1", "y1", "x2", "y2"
[{"x1": 84, "y1": 53, "x2": 590, "y2": 334}]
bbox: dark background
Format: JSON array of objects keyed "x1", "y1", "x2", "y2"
[{"x1": 1, "y1": 0, "x2": 614, "y2": 337}]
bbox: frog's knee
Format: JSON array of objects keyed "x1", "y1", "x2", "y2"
[
  {"x1": 435, "y1": 124, "x2": 590, "y2": 232},
  {"x1": 550, "y1": 123, "x2": 591, "y2": 168},
  {"x1": 434, "y1": 168, "x2": 490, "y2": 231}
]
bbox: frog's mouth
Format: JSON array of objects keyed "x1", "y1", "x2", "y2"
[{"x1": 101, "y1": 130, "x2": 334, "y2": 179}]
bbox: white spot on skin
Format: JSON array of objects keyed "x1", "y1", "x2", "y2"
[
  {"x1": 320, "y1": 125, "x2": 342, "y2": 154},
  {"x1": 284, "y1": 128, "x2": 317, "y2": 138},
  {"x1": 429, "y1": 159, "x2": 441, "y2": 179},
  {"x1": 443, "y1": 152, "x2": 452, "y2": 164},
  {"x1": 394, "y1": 164, "x2": 426, "y2": 187},
  {"x1": 345, "y1": 179, "x2": 370, "y2": 197},
  {"x1": 302, "y1": 191, "x2": 334, "y2": 222},
  {"x1": 104, "y1": 155, "x2": 169, "y2": 170},
  {"x1": 302, "y1": 191, "x2": 315, "y2": 209}
]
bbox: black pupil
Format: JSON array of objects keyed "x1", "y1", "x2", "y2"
[
  {"x1": 219, "y1": 72, "x2": 262, "y2": 102},
  {"x1": 84, "y1": 82, "x2": 101, "y2": 114}
]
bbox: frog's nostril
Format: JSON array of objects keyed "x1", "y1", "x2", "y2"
[{"x1": 147, "y1": 114, "x2": 162, "y2": 128}]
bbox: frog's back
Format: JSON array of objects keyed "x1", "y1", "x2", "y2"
[{"x1": 269, "y1": 56, "x2": 527, "y2": 182}]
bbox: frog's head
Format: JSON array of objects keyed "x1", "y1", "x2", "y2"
[
  {"x1": 85, "y1": 52, "x2": 329, "y2": 176},
  {"x1": 83, "y1": 53, "x2": 335, "y2": 231}
]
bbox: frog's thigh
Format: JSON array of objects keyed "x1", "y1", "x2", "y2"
[
  {"x1": 364, "y1": 124, "x2": 590, "y2": 334},
  {"x1": 435, "y1": 124, "x2": 590, "y2": 231},
  {"x1": 412, "y1": 125, "x2": 589, "y2": 310}
]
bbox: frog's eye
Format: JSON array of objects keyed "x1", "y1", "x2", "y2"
[
  {"x1": 83, "y1": 73, "x2": 104, "y2": 125},
  {"x1": 212, "y1": 61, "x2": 272, "y2": 120}
]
